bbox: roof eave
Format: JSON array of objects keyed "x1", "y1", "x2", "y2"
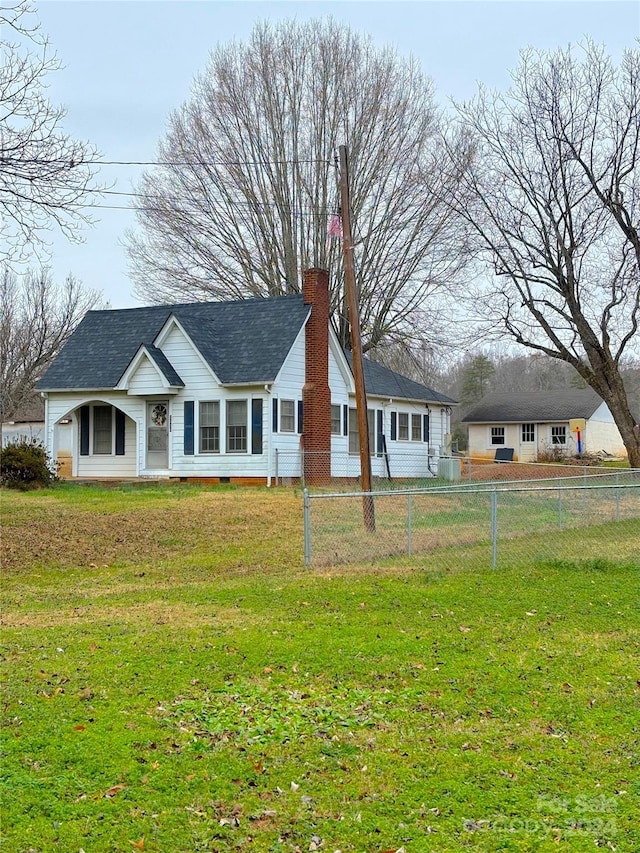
[{"x1": 38, "y1": 386, "x2": 119, "y2": 393}]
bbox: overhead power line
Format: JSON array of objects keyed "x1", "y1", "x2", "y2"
[{"x1": 15, "y1": 157, "x2": 337, "y2": 169}]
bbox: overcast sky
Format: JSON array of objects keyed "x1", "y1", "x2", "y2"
[{"x1": 22, "y1": 1, "x2": 640, "y2": 307}]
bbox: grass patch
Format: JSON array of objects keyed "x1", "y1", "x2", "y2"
[{"x1": 1, "y1": 484, "x2": 639, "y2": 852}]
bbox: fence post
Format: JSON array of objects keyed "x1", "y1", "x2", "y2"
[
  {"x1": 615, "y1": 472, "x2": 620, "y2": 522},
  {"x1": 407, "y1": 493, "x2": 413, "y2": 556},
  {"x1": 491, "y1": 488, "x2": 498, "y2": 569},
  {"x1": 303, "y1": 488, "x2": 311, "y2": 568}
]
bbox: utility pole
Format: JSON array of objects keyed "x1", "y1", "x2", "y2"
[{"x1": 339, "y1": 144, "x2": 375, "y2": 532}]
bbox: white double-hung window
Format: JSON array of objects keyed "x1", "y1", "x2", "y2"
[
  {"x1": 280, "y1": 400, "x2": 295, "y2": 433},
  {"x1": 199, "y1": 401, "x2": 220, "y2": 453},
  {"x1": 227, "y1": 400, "x2": 247, "y2": 452}
]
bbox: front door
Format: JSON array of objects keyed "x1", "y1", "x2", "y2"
[{"x1": 146, "y1": 401, "x2": 169, "y2": 469}]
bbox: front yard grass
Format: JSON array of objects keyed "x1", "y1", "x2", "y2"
[{"x1": 1, "y1": 484, "x2": 638, "y2": 852}]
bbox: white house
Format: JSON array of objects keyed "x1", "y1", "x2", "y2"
[
  {"x1": 462, "y1": 390, "x2": 628, "y2": 462},
  {"x1": 37, "y1": 269, "x2": 456, "y2": 485},
  {"x1": 1, "y1": 397, "x2": 46, "y2": 447}
]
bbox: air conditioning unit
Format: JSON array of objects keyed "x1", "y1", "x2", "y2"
[{"x1": 438, "y1": 456, "x2": 461, "y2": 481}]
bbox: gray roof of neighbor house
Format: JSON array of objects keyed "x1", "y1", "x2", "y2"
[
  {"x1": 1, "y1": 395, "x2": 45, "y2": 423},
  {"x1": 461, "y1": 389, "x2": 604, "y2": 424},
  {"x1": 37, "y1": 294, "x2": 455, "y2": 404},
  {"x1": 346, "y1": 353, "x2": 457, "y2": 405}
]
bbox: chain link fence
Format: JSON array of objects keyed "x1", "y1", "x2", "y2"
[
  {"x1": 302, "y1": 469, "x2": 640, "y2": 569},
  {"x1": 275, "y1": 448, "x2": 633, "y2": 490}
]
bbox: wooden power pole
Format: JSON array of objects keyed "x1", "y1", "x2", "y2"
[{"x1": 339, "y1": 144, "x2": 375, "y2": 532}]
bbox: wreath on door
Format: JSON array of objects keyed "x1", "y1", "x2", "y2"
[{"x1": 151, "y1": 404, "x2": 167, "y2": 426}]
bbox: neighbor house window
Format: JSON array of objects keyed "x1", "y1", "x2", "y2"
[
  {"x1": 348, "y1": 408, "x2": 375, "y2": 455},
  {"x1": 331, "y1": 404, "x2": 342, "y2": 436},
  {"x1": 411, "y1": 414, "x2": 422, "y2": 442},
  {"x1": 280, "y1": 399, "x2": 295, "y2": 433},
  {"x1": 398, "y1": 412, "x2": 409, "y2": 441},
  {"x1": 199, "y1": 401, "x2": 220, "y2": 453},
  {"x1": 491, "y1": 426, "x2": 505, "y2": 445},
  {"x1": 227, "y1": 400, "x2": 247, "y2": 452},
  {"x1": 522, "y1": 423, "x2": 535, "y2": 443},
  {"x1": 93, "y1": 405, "x2": 112, "y2": 454},
  {"x1": 551, "y1": 425, "x2": 567, "y2": 445}
]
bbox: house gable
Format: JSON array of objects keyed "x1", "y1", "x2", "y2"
[
  {"x1": 172, "y1": 296, "x2": 310, "y2": 385},
  {"x1": 153, "y1": 315, "x2": 223, "y2": 387},
  {"x1": 116, "y1": 344, "x2": 185, "y2": 395},
  {"x1": 329, "y1": 329, "x2": 355, "y2": 395}
]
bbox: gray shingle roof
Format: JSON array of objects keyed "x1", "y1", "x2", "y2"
[
  {"x1": 461, "y1": 389, "x2": 604, "y2": 423},
  {"x1": 175, "y1": 298, "x2": 309, "y2": 384},
  {"x1": 37, "y1": 294, "x2": 454, "y2": 405},
  {"x1": 142, "y1": 345, "x2": 184, "y2": 387},
  {"x1": 2, "y1": 395, "x2": 45, "y2": 423},
  {"x1": 38, "y1": 296, "x2": 311, "y2": 390},
  {"x1": 38, "y1": 305, "x2": 174, "y2": 390},
  {"x1": 346, "y1": 353, "x2": 457, "y2": 405}
]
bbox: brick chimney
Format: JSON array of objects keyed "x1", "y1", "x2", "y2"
[{"x1": 302, "y1": 268, "x2": 331, "y2": 485}]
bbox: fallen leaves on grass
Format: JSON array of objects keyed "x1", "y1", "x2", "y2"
[{"x1": 103, "y1": 784, "x2": 127, "y2": 798}]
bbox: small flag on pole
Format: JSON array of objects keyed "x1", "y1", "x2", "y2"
[{"x1": 327, "y1": 213, "x2": 343, "y2": 239}]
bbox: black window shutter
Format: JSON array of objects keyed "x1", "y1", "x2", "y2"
[
  {"x1": 297, "y1": 400, "x2": 303, "y2": 434},
  {"x1": 390, "y1": 411, "x2": 397, "y2": 441},
  {"x1": 423, "y1": 413, "x2": 430, "y2": 443},
  {"x1": 376, "y1": 409, "x2": 383, "y2": 456},
  {"x1": 272, "y1": 397, "x2": 278, "y2": 433},
  {"x1": 184, "y1": 401, "x2": 194, "y2": 455},
  {"x1": 115, "y1": 409, "x2": 126, "y2": 455},
  {"x1": 342, "y1": 404, "x2": 348, "y2": 437},
  {"x1": 79, "y1": 406, "x2": 90, "y2": 456},
  {"x1": 252, "y1": 399, "x2": 263, "y2": 454}
]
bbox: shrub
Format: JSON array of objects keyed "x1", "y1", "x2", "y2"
[
  {"x1": 535, "y1": 442, "x2": 568, "y2": 464},
  {"x1": 0, "y1": 438, "x2": 58, "y2": 490}
]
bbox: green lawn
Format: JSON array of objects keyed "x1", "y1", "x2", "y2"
[{"x1": 1, "y1": 484, "x2": 638, "y2": 852}]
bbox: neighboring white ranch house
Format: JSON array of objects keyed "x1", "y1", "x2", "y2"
[
  {"x1": 462, "y1": 389, "x2": 628, "y2": 462},
  {"x1": 1, "y1": 397, "x2": 46, "y2": 447},
  {"x1": 37, "y1": 269, "x2": 456, "y2": 485}
]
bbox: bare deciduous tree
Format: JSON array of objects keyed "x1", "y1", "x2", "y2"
[
  {"x1": 127, "y1": 18, "x2": 467, "y2": 353},
  {"x1": 0, "y1": 1, "x2": 101, "y2": 264},
  {"x1": 443, "y1": 41, "x2": 640, "y2": 466},
  {"x1": 0, "y1": 266, "x2": 101, "y2": 420}
]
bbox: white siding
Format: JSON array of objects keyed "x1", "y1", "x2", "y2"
[
  {"x1": 77, "y1": 411, "x2": 137, "y2": 478},
  {"x1": 379, "y1": 401, "x2": 438, "y2": 479},
  {"x1": 44, "y1": 393, "x2": 143, "y2": 479},
  {"x1": 127, "y1": 358, "x2": 167, "y2": 396},
  {"x1": 1, "y1": 422, "x2": 45, "y2": 446},
  {"x1": 161, "y1": 324, "x2": 219, "y2": 393},
  {"x1": 156, "y1": 324, "x2": 271, "y2": 478},
  {"x1": 468, "y1": 409, "x2": 627, "y2": 461},
  {"x1": 170, "y1": 389, "x2": 272, "y2": 479},
  {"x1": 585, "y1": 416, "x2": 626, "y2": 457}
]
